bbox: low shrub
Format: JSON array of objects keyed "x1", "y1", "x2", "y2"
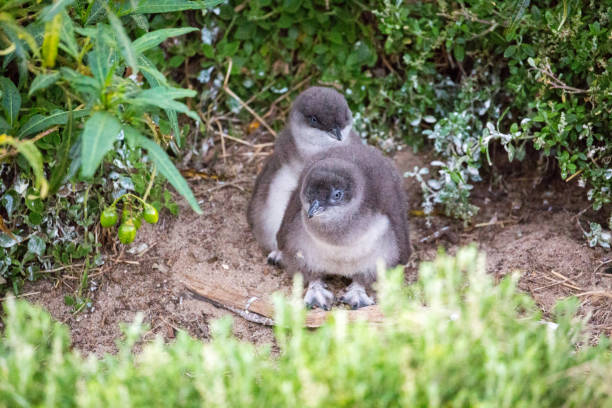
[
  {"x1": 196, "y1": 0, "x2": 611, "y2": 239},
  {"x1": 0, "y1": 0, "x2": 211, "y2": 293},
  {"x1": 1, "y1": 248, "x2": 611, "y2": 406}
]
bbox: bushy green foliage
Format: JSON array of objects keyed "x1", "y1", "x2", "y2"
[
  {"x1": 1, "y1": 248, "x2": 611, "y2": 406},
  {"x1": 376, "y1": 0, "x2": 611, "y2": 226},
  {"x1": 195, "y1": 0, "x2": 610, "y2": 232},
  {"x1": 0, "y1": 0, "x2": 211, "y2": 292}
]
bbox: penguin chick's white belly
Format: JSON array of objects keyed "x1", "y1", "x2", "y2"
[
  {"x1": 261, "y1": 163, "x2": 300, "y2": 250},
  {"x1": 299, "y1": 214, "x2": 398, "y2": 277}
]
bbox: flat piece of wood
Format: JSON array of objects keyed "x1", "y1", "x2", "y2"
[{"x1": 182, "y1": 275, "x2": 384, "y2": 328}]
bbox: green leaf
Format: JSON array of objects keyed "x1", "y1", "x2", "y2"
[
  {"x1": 132, "y1": 27, "x2": 198, "y2": 54},
  {"x1": 138, "y1": 56, "x2": 168, "y2": 87},
  {"x1": 18, "y1": 109, "x2": 89, "y2": 138},
  {"x1": 48, "y1": 110, "x2": 75, "y2": 195},
  {"x1": 454, "y1": 44, "x2": 465, "y2": 62},
  {"x1": 106, "y1": 8, "x2": 139, "y2": 75},
  {"x1": 27, "y1": 236, "x2": 46, "y2": 257},
  {"x1": 124, "y1": 128, "x2": 202, "y2": 214},
  {"x1": 0, "y1": 233, "x2": 22, "y2": 248},
  {"x1": 59, "y1": 12, "x2": 79, "y2": 58},
  {"x1": 60, "y1": 67, "x2": 100, "y2": 96},
  {"x1": 80, "y1": 112, "x2": 122, "y2": 178},
  {"x1": 28, "y1": 72, "x2": 60, "y2": 96},
  {"x1": 136, "y1": 86, "x2": 196, "y2": 100},
  {"x1": 130, "y1": 87, "x2": 198, "y2": 122},
  {"x1": 117, "y1": 0, "x2": 211, "y2": 15},
  {"x1": 1, "y1": 191, "x2": 19, "y2": 220},
  {"x1": 40, "y1": 0, "x2": 75, "y2": 22},
  {"x1": 167, "y1": 109, "x2": 180, "y2": 147},
  {"x1": 0, "y1": 76, "x2": 21, "y2": 126},
  {"x1": 87, "y1": 26, "x2": 115, "y2": 85}
]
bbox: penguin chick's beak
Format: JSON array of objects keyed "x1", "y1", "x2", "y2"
[
  {"x1": 307, "y1": 200, "x2": 322, "y2": 218},
  {"x1": 330, "y1": 127, "x2": 342, "y2": 141}
]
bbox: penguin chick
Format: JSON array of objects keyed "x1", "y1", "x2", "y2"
[
  {"x1": 247, "y1": 87, "x2": 360, "y2": 265},
  {"x1": 277, "y1": 144, "x2": 411, "y2": 310}
]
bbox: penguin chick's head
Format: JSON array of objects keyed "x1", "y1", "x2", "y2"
[
  {"x1": 290, "y1": 87, "x2": 352, "y2": 142},
  {"x1": 300, "y1": 159, "x2": 364, "y2": 223}
]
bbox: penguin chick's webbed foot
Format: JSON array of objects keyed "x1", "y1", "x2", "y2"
[
  {"x1": 340, "y1": 282, "x2": 375, "y2": 309},
  {"x1": 304, "y1": 279, "x2": 334, "y2": 310},
  {"x1": 267, "y1": 250, "x2": 283, "y2": 267}
]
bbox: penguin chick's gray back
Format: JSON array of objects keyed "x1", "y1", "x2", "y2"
[
  {"x1": 247, "y1": 87, "x2": 360, "y2": 260},
  {"x1": 277, "y1": 143, "x2": 411, "y2": 286}
]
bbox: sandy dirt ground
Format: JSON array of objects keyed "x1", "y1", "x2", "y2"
[{"x1": 21, "y1": 137, "x2": 612, "y2": 355}]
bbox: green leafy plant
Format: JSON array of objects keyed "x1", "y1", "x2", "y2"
[
  {"x1": 375, "y1": 0, "x2": 611, "y2": 232},
  {"x1": 0, "y1": 0, "x2": 212, "y2": 292},
  {"x1": 1, "y1": 248, "x2": 611, "y2": 406}
]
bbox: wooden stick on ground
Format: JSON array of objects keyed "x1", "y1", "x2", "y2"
[{"x1": 182, "y1": 275, "x2": 384, "y2": 328}]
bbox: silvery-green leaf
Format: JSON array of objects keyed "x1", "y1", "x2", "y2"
[
  {"x1": 27, "y1": 235, "x2": 46, "y2": 256},
  {"x1": 0, "y1": 233, "x2": 22, "y2": 248},
  {"x1": 427, "y1": 179, "x2": 442, "y2": 190}
]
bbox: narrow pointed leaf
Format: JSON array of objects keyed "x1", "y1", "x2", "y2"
[
  {"x1": 80, "y1": 112, "x2": 122, "y2": 178},
  {"x1": 49, "y1": 110, "x2": 74, "y2": 194},
  {"x1": 28, "y1": 72, "x2": 60, "y2": 96},
  {"x1": 0, "y1": 76, "x2": 21, "y2": 126},
  {"x1": 59, "y1": 12, "x2": 79, "y2": 58},
  {"x1": 117, "y1": 0, "x2": 210, "y2": 15},
  {"x1": 130, "y1": 88, "x2": 199, "y2": 122},
  {"x1": 131, "y1": 97, "x2": 200, "y2": 122},
  {"x1": 167, "y1": 109, "x2": 180, "y2": 147},
  {"x1": 137, "y1": 86, "x2": 196, "y2": 100},
  {"x1": 124, "y1": 128, "x2": 202, "y2": 214},
  {"x1": 132, "y1": 27, "x2": 198, "y2": 54},
  {"x1": 40, "y1": 0, "x2": 75, "y2": 21},
  {"x1": 18, "y1": 109, "x2": 89, "y2": 138},
  {"x1": 107, "y1": 9, "x2": 139, "y2": 75}
]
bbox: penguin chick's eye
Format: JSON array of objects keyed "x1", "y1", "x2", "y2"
[
  {"x1": 330, "y1": 189, "x2": 344, "y2": 203},
  {"x1": 309, "y1": 115, "x2": 318, "y2": 124}
]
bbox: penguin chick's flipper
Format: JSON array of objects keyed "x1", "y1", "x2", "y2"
[
  {"x1": 340, "y1": 282, "x2": 375, "y2": 309},
  {"x1": 304, "y1": 279, "x2": 334, "y2": 310},
  {"x1": 266, "y1": 250, "x2": 283, "y2": 267}
]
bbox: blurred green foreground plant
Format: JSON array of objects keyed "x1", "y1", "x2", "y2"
[{"x1": 1, "y1": 248, "x2": 611, "y2": 406}]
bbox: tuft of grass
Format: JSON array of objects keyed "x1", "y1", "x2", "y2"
[{"x1": 1, "y1": 247, "x2": 611, "y2": 406}]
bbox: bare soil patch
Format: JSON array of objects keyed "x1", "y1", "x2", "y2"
[{"x1": 22, "y1": 138, "x2": 611, "y2": 355}]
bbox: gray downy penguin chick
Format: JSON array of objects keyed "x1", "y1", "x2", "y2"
[
  {"x1": 277, "y1": 144, "x2": 411, "y2": 310},
  {"x1": 247, "y1": 87, "x2": 360, "y2": 265}
]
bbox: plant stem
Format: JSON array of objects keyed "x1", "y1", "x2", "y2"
[{"x1": 143, "y1": 164, "x2": 157, "y2": 203}]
